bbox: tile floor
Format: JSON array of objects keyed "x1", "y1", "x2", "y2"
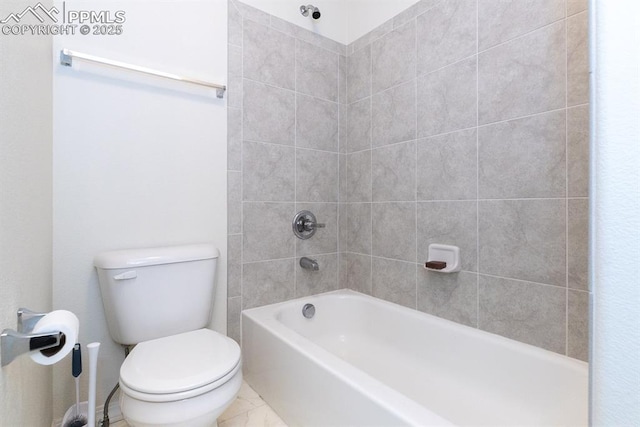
[
  {"x1": 218, "y1": 381, "x2": 287, "y2": 427},
  {"x1": 111, "y1": 381, "x2": 287, "y2": 427}
]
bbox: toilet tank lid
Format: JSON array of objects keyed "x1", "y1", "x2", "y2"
[{"x1": 94, "y1": 244, "x2": 219, "y2": 269}]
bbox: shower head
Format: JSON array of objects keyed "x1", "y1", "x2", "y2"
[{"x1": 300, "y1": 4, "x2": 321, "y2": 20}]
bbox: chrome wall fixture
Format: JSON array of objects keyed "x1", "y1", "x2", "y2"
[
  {"x1": 300, "y1": 4, "x2": 321, "y2": 19},
  {"x1": 292, "y1": 210, "x2": 325, "y2": 240},
  {"x1": 300, "y1": 257, "x2": 320, "y2": 271},
  {"x1": 59, "y1": 49, "x2": 227, "y2": 98},
  {"x1": 1, "y1": 308, "x2": 65, "y2": 367}
]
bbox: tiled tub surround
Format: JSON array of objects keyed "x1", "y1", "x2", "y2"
[
  {"x1": 228, "y1": 0, "x2": 589, "y2": 361},
  {"x1": 226, "y1": 0, "x2": 347, "y2": 344},
  {"x1": 342, "y1": 0, "x2": 589, "y2": 361}
]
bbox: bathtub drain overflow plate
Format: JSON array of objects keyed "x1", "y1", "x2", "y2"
[{"x1": 302, "y1": 303, "x2": 315, "y2": 319}]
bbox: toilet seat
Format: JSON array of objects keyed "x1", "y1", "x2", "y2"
[{"x1": 120, "y1": 328, "x2": 241, "y2": 403}]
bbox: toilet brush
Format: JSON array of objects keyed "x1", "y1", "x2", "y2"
[
  {"x1": 87, "y1": 342, "x2": 101, "y2": 427},
  {"x1": 65, "y1": 343, "x2": 88, "y2": 427}
]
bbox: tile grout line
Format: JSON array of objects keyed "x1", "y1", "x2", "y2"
[
  {"x1": 294, "y1": 38, "x2": 298, "y2": 299},
  {"x1": 243, "y1": 253, "x2": 340, "y2": 265},
  {"x1": 235, "y1": 9, "x2": 245, "y2": 343},
  {"x1": 269, "y1": 21, "x2": 344, "y2": 57},
  {"x1": 243, "y1": 198, "x2": 584, "y2": 205},
  {"x1": 343, "y1": 198, "x2": 578, "y2": 203},
  {"x1": 414, "y1": 12, "x2": 419, "y2": 311},
  {"x1": 407, "y1": 15, "x2": 568, "y2": 90},
  {"x1": 242, "y1": 75, "x2": 337, "y2": 104},
  {"x1": 337, "y1": 54, "x2": 341, "y2": 291},
  {"x1": 238, "y1": 9, "x2": 244, "y2": 343},
  {"x1": 477, "y1": 16, "x2": 567, "y2": 55},
  {"x1": 239, "y1": 140, "x2": 339, "y2": 159},
  {"x1": 345, "y1": 102, "x2": 587, "y2": 156},
  {"x1": 564, "y1": 5, "x2": 570, "y2": 357},
  {"x1": 350, "y1": 76, "x2": 417, "y2": 105},
  {"x1": 341, "y1": 52, "x2": 347, "y2": 290},
  {"x1": 347, "y1": 0, "x2": 447, "y2": 57},
  {"x1": 476, "y1": 0, "x2": 481, "y2": 330},
  {"x1": 341, "y1": 252, "x2": 576, "y2": 292},
  {"x1": 226, "y1": 35, "x2": 235, "y2": 336},
  {"x1": 369, "y1": 32, "x2": 373, "y2": 296},
  {"x1": 344, "y1": 53, "x2": 350, "y2": 291}
]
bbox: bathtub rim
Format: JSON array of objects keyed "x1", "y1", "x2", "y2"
[
  {"x1": 243, "y1": 290, "x2": 456, "y2": 426},
  {"x1": 243, "y1": 289, "x2": 588, "y2": 371},
  {"x1": 242, "y1": 289, "x2": 588, "y2": 426}
]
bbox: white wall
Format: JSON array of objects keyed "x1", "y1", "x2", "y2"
[
  {"x1": 237, "y1": 0, "x2": 420, "y2": 45},
  {"x1": 0, "y1": 0, "x2": 53, "y2": 424},
  {"x1": 239, "y1": 0, "x2": 348, "y2": 43},
  {"x1": 590, "y1": 0, "x2": 640, "y2": 424},
  {"x1": 346, "y1": 0, "x2": 420, "y2": 43},
  {"x1": 52, "y1": 0, "x2": 227, "y2": 420}
]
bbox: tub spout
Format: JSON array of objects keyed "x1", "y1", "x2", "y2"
[{"x1": 300, "y1": 257, "x2": 319, "y2": 271}]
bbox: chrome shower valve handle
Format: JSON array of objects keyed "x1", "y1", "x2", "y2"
[
  {"x1": 293, "y1": 210, "x2": 325, "y2": 240},
  {"x1": 299, "y1": 218, "x2": 325, "y2": 231}
]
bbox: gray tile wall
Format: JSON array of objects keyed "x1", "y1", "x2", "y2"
[
  {"x1": 228, "y1": 0, "x2": 589, "y2": 362},
  {"x1": 342, "y1": 0, "x2": 589, "y2": 361},
  {"x1": 226, "y1": 0, "x2": 345, "y2": 343}
]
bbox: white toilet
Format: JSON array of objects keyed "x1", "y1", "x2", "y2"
[{"x1": 94, "y1": 244, "x2": 241, "y2": 427}]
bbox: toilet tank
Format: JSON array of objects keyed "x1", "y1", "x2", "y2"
[{"x1": 94, "y1": 244, "x2": 219, "y2": 345}]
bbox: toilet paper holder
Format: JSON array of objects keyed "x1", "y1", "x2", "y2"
[{"x1": 1, "y1": 308, "x2": 65, "y2": 367}]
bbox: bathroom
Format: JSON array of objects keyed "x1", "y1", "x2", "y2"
[{"x1": 0, "y1": 0, "x2": 638, "y2": 426}]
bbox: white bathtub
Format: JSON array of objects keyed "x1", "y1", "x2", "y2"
[{"x1": 242, "y1": 290, "x2": 588, "y2": 426}]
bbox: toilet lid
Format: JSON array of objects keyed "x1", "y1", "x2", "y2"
[{"x1": 120, "y1": 329, "x2": 241, "y2": 395}]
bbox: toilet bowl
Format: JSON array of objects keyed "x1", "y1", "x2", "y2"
[
  {"x1": 118, "y1": 329, "x2": 242, "y2": 427},
  {"x1": 94, "y1": 244, "x2": 240, "y2": 426}
]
